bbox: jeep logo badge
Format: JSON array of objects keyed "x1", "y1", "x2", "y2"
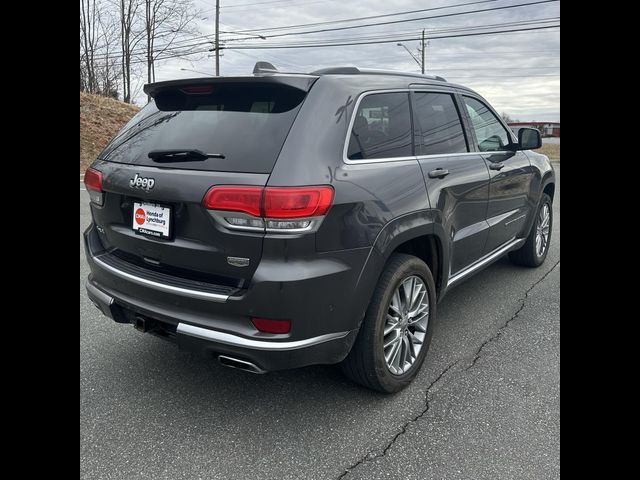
[
  {"x1": 227, "y1": 256, "x2": 250, "y2": 267},
  {"x1": 129, "y1": 173, "x2": 155, "y2": 190}
]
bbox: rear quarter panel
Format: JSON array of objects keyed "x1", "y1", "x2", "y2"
[{"x1": 267, "y1": 76, "x2": 435, "y2": 327}]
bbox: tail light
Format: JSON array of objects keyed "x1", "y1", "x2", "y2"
[
  {"x1": 203, "y1": 185, "x2": 334, "y2": 232},
  {"x1": 263, "y1": 187, "x2": 334, "y2": 218},
  {"x1": 251, "y1": 317, "x2": 291, "y2": 334},
  {"x1": 203, "y1": 186, "x2": 262, "y2": 217},
  {"x1": 84, "y1": 168, "x2": 104, "y2": 206}
]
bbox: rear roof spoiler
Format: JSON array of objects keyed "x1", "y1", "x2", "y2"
[{"x1": 144, "y1": 74, "x2": 318, "y2": 98}]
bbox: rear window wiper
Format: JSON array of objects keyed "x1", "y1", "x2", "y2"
[{"x1": 148, "y1": 149, "x2": 226, "y2": 162}]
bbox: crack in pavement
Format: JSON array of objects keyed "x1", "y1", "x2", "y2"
[
  {"x1": 469, "y1": 259, "x2": 560, "y2": 368},
  {"x1": 337, "y1": 360, "x2": 459, "y2": 480},
  {"x1": 337, "y1": 259, "x2": 560, "y2": 480}
]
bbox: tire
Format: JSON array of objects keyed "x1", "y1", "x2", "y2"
[
  {"x1": 509, "y1": 193, "x2": 553, "y2": 267},
  {"x1": 341, "y1": 253, "x2": 437, "y2": 393}
]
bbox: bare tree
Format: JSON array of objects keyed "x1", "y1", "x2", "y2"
[
  {"x1": 144, "y1": 0, "x2": 200, "y2": 100},
  {"x1": 96, "y1": 6, "x2": 122, "y2": 98},
  {"x1": 81, "y1": 0, "x2": 199, "y2": 104},
  {"x1": 119, "y1": 0, "x2": 145, "y2": 103},
  {"x1": 80, "y1": 0, "x2": 99, "y2": 93}
]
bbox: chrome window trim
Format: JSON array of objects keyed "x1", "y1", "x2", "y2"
[
  {"x1": 92, "y1": 256, "x2": 230, "y2": 302},
  {"x1": 176, "y1": 323, "x2": 350, "y2": 351},
  {"x1": 342, "y1": 89, "x2": 415, "y2": 165},
  {"x1": 342, "y1": 88, "x2": 474, "y2": 165},
  {"x1": 415, "y1": 152, "x2": 481, "y2": 160}
]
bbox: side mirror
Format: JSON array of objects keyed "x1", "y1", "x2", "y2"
[{"x1": 517, "y1": 127, "x2": 542, "y2": 150}]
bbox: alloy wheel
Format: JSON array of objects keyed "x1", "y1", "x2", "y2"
[
  {"x1": 535, "y1": 203, "x2": 551, "y2": 257},
  {"x1": 383, "y1": 275, "x2": 429, "y2": 375}
]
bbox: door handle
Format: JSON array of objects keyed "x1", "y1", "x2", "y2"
[
  {"x1": 489, "y1": 162, "x2": 505, "y2": 170},
  {"x1": 428, "y1": 168, "x2": 450, "y2": 179}
]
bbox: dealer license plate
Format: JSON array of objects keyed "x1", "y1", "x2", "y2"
[{"x1": 132, "y1": 202, "x2": 171, "y2": 239}]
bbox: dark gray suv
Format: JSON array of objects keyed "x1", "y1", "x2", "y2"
[{"x1": 83, "y1": 64, "x2": 554, "y2": 393}]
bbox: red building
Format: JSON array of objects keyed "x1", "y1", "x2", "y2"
[{"x1": 508, "y1": 121, "x2": 560, "y2": 137}]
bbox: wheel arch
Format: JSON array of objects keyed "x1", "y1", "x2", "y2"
[{"x1": 354, "y1": 211, "x2": 448, "y2": 310}]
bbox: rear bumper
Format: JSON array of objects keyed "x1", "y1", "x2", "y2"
[
  {"x1": 83, "y1": 223, "x2": 369, "y2": 371},
  {"x1": 85, "y1": 277, "x2": 358, "y2": 371}
]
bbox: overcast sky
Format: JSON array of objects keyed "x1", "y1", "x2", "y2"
[{"x1": 133, "y1": 0, "x2": 560, "y2": 122}]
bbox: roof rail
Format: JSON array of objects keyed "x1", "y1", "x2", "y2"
[
  {"x1": 359, "y1": 68, "x2": 446, "y2": 82},
  {"x1": 251, "y1": 62, "x2": 447, "y2": 82},
  {"x1": 309, "y1": 66, "x2": 446, "y2": 82},
  {"x1": 310, "y1": 67, "x2": 361, "y2": 75}
]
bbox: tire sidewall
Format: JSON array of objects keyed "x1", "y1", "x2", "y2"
[{"x1": 370, "y1": 257, "x2": 437, "y2": 392}]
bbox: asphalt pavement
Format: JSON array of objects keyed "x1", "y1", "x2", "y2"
[{"x1": 80, "y1": 165, "x2": 559, "y2": 480}]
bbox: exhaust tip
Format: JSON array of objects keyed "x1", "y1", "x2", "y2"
[{"x1": 218, "y1": 355, "x2": 266, "y2": 374}]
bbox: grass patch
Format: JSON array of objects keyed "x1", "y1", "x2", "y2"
[
  {"x1": 534, "y1": 143, "x2": 560, "y2": 161},
  {"x1": 80, "y1": 92, "x2": 140, "y2": 175}
]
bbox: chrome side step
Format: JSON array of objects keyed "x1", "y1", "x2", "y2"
[{"x1": 448, "y1": 238, "x2": 525, "y2": 288}]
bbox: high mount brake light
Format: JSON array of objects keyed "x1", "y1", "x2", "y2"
[
  {"x1": 203, "y1": 185, "x2": 334, "y2": 231},
  {"x1": 180, "y1": 85, "x2": 215, "y2": 94}
]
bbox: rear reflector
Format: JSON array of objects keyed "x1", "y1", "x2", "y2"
[
  {"x1": 84, "y1": 168, "x2": 104, "y2": 206},
  {"x1": 251, "y1": 317, "x2": 291, "y2": 334}
]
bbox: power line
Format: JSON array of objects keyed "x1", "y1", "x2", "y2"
[
  {"x1": 227, "y1": 0, "x2": 501, "y2": 33},
  {"x1": 225, "y1": 25, "x2": 560, "y2": 49},
  {"x1": 445, "y1": 74, "x2": 559, "y2": 78},
  {"x1": 236, "y1": 18, "x2": 560, "y2": 46},
  {"x1": 89, "y1": 1, "x2": 559, "y2": 60},
  {"x1": 89, "y1": 16, "x2": 559, "y2": 62},
  {"x1": 223, "y1": 0, "x2": 329, "y2": 9},
  {"x1": 201, "y1": 0, "x2": 334, "y2": 15},
  {"x1": 222, "y1": 0, "x2": 560, "y2": 42},
  {"x1": 431, "y1": 66, "x2": 559, "y2": 71}
]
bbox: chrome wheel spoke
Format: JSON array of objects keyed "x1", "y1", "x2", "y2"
[
  {"x1": 385, "y1": 336, "x2": 401, "y2": 365},
  {"x1": 383, "y1": 275, "x2": 430, "y2": 375},
  {"x1": 389, "y1": 291, "x2": 402, "y2": 316},
  {"x1": 409, "y1": 310, "x2": 428, "y2": 328},
  {"x1": 408, "y1": 330, "x2": 423, "y2": 346},
  {"x1": 403, "y1": 335, "x2": 414, "y2": 366},
  {"x1": 384, "y1": 314, "x2": 400, "y2": 335},
  {"x1": 535, "y1": 203, "x2": 551, "y2": 256},
  {"x1": 384, "y1": 332, "x2": 400, "y2": 349}
]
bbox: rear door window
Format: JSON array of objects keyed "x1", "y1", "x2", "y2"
[
  {"x1": 412, "y1": 92, "x2": 468, "y2": 155},
  {"x1": 347, "y1": 92, "x2": 413, "y2": 160},
  {"x1": 98, "y1": 83, "x2": 307, "y2": 173}
]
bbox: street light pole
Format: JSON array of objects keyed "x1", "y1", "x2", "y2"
[
  {"x1": 397, "y1": 43, "x2": 422, "y2": 71},
  {"x1": 180, "y1": 68, "x2": 213, "y2": 76},
  {"x1": 421, "y1": 29, "x2": 425, "y2": 74}
]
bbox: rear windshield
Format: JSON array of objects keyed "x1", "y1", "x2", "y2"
[{"x1": 98, "y1": 83, "x2": 307, "y2": 173}]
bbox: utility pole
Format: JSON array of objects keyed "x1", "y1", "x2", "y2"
[
  {"x1": 421, "y1": 29, "x2": 425, "y2": 74},
  {"x1": 215, "y1": 0, "x2": 220, "y2": 76}
]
